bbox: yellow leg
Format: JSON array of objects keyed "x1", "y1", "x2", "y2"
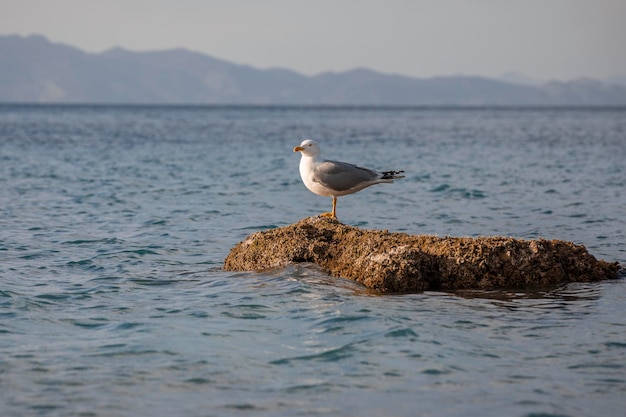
[{"x1": 320, "y1": 196, "x2": 337, "y2": 218}]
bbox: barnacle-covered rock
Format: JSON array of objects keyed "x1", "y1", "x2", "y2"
[{"x1": 224, "y1": 217, "x2": 620, "y2": 293}]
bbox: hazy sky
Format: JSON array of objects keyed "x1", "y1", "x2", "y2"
[{"x1": 2, "y1": 0, "x2": 625, "y2": 81}]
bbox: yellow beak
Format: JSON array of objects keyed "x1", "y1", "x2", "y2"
[{"x1": 293, "y1": 146, "x2": 304, "y2": 152}]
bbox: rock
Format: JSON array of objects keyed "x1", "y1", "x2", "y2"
[{"x1": 223, "y1": 217, "x2": 620, "y2": 293}]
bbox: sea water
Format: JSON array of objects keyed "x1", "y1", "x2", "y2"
[{"x1": 1, "y1": 105, "x2": 625, "y2": 417}]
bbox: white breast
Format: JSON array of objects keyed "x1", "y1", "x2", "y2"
[{"x1": 299, "y1": 156, "x2": 334, "y2": 197}]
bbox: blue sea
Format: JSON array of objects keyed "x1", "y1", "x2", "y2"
[{"x1": 1, "y1": 105, "x2": 625, "y2": 417}]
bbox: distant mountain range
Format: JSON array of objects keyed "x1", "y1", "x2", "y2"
[{"x1": 2, "y1": 34, "x2": 626, "y2": 106}]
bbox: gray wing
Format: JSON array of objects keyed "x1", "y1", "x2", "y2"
[{"x1": 312, "y1": 160, "x2": 381, "y2": 191}]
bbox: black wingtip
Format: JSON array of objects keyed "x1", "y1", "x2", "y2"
[{"x1": 381, "y1": 170, "x2": 405, "y2": 180}]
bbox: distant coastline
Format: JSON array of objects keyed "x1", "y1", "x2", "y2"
[{"x1": 2, "y1": 34, "x2": 626, "y2": 106}]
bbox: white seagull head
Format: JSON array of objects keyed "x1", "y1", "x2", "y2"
[{"x1": 293, "y1": 139, "x2": 321, "y2": 157}]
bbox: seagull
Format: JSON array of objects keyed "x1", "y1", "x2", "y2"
[{"x1": 293, "y1": 139, "x2": 404, "y2": 219}]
